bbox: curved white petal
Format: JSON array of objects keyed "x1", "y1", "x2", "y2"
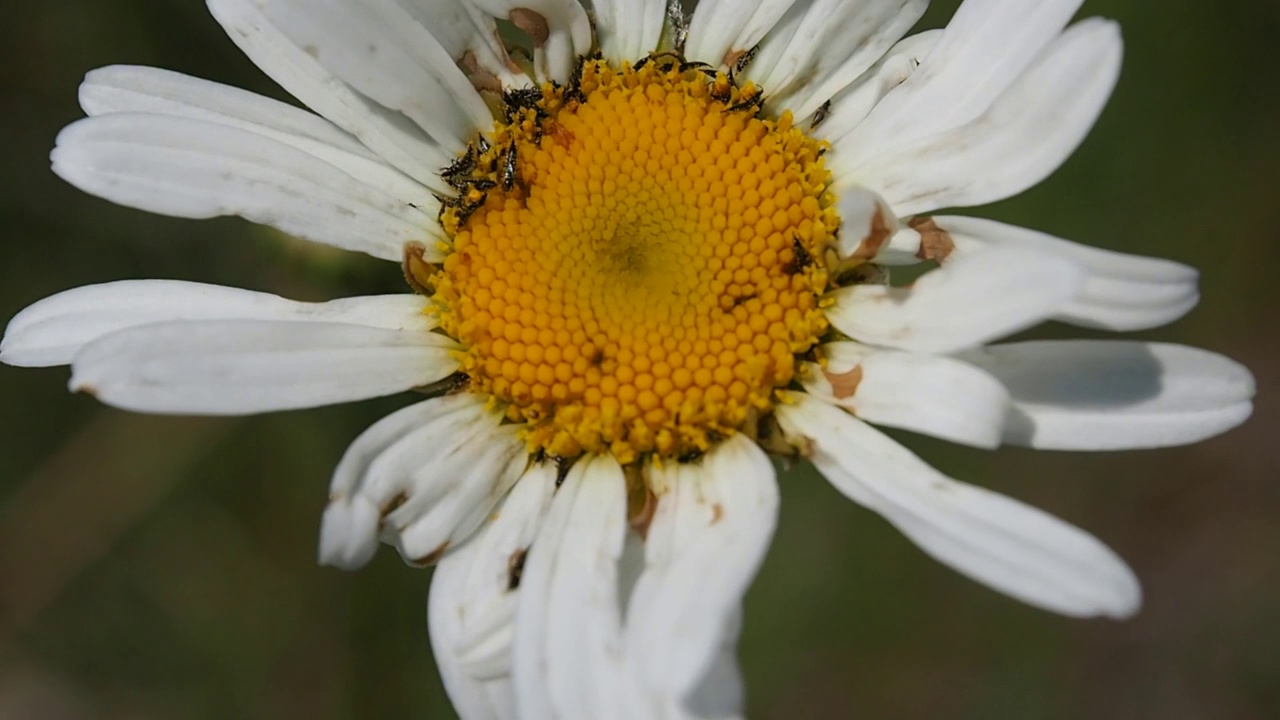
[
  {"x1": 593, "y1": 0, "x2": 667, "y2": 62},
  {"x1": 815, "y1": 29, "x2": 939, "y2": 143},
  {"x1": 53, "y1": 114, "x2": 443, "y2": 262},
  {"x1": 686, "y1": 0, "x2": 797, "y2": 68},
  {"x1": 512, "y1": 454, "x2": 651, "y2": 720},
  {"x1": 1, "y1": 280, "x2": 433, "y2": 368},
  {"x1": 320, "y1": 394, "x2": 528, "y2": 569},
  {"x1": 69, "y1": 319, "x2": 458, "y2": 416},
  {"x1": 208, "y1": 0, "x2": 454, "y2": 191},
  {"x1": 806, "y1": 342, "x2": 1010, "y2": 449},
  {"x1": 957, "y1": 341, "x2": 1256, "y2": 450},
  {"x1": 777, "y1": 395, "x2": 1142, "y2": 619},
  {"x1": 398, "y1": 0, "x2": 527, "y2": 89},
  {"x1": 825, "y1": 247, "x2": 1083, "y2": 354},
  {"x1": 449, "y1": 464, "x2": 558, "y2": 680},
  {"x1": 746, "y1": 0, "x2": 927, "y2": 120},
  {"x1": 429, "y1": 531, "x2": 518, "y2": 720},
  {"x1": 893, "y1": 217, "x2": 1200, "y2": 331},
  {"x1": 255, "y1": 0, "x2": 491, "y2": 153},
  {"x1": 846, "y1": 0, "x2": 1084, "y2": 148},
  {"x1": 626, "y1": 435, "x2": 776, "y2": 712},
  {"x1": 77, "y1": 65, "x2": 437, "y2": 212},
  {"x1": 838, "y1": 18, "x2": 1123, "y2": 215},
  {"x1": 833, "y1": 185, "x2": 898, "y2": 260},
  {"x1": 465, "y1": 0, "x2": 592, "y2": 83}
]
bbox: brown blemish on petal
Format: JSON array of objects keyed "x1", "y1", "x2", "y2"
[
  {"x1": 823, "y1": 365, "x2": 864, "y2": 400},
  {"x1": 402, "y1": 242, "x2": 436, "y2": 296},
  {"x1": 412, "y1": 541, "x2": 451, "y2": 567},
  {"x1": 909, "y1": 217, "x2": 956, "y2": 263},
  {"x1": 380, "y1": 491, "x2": 409, "y2": 518},
  {"x1": 459, "y1": 50, "x2": 503, "y2": 94},
  {"x1": 75, "y1": 384, "x2": 99, "y2": 398},
  {"x1": 506, "y1": 548, "x2": 528, "y2": 590},
  {"x1": 709, "y1": 503, "x2": 724, "y2": 526},
  {"x1": 509, "y1": 9, "x2": 550, "y2": 47},
  {"x1": 852, "y1": 206, "x2": 893, "y2": 261},
  {"x1": 626, "y1": 463, "x2": 658, "y2": 539}
]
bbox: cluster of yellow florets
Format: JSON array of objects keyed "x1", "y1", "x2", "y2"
[{"x1": 430, "y1": 56, "x2": 839, "y2": 462}]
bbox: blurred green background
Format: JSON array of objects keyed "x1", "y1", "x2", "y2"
[{"x1": 1, "y1": 1, "x2": 1277, "y2": 718}]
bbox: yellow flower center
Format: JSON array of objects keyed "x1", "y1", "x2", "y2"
[{"x1": 427, "y1": 56, "x2": 839, "y2": 462}]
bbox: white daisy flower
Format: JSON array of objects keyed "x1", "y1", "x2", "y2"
[{"x1": 0, "y1": 0, "x2": 1256, "y2": 717}]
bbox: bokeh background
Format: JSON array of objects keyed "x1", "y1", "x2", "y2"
[{"x1": 1, "y1": 1, "x2": 1277, "y2": 718}]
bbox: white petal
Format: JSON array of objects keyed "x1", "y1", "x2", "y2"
[
  {"x1": 465, "y1": 0, "x2": 592, "y2": 83},
  {"x1": 686, "y1": 0, "x2": 798, "y2": 67},
  {"x1": 837, "y1": 19, "x2": 1123, "y2": 215},
  {"x1": 958, "y1": 341, "x2": 1256, "y2": 450},
  {"x1": 806, "y1": 342, "x2": 1010, "y2": 449},
  {"x1": 1, "y1": 280, "x2": 434, "y2": 368},
  {"x1": 320, "y1": 394, "x2": 528, "y2": 568},
  {"x1": 746, "y1": 0, "x2": 928, "y2": 120},
  {"x1": 52, "y1": 114, "x2": 442, "y2": 261},
  {"x1": 322, "y1": 394, "x2": 486, "y2": 569},
  {"x1": 627, "y1": 435, "x2": 776, "y2": 710},
  {"x1": 429, "y1": 531, "x2": 518, "y2": 720},
  {"x1": 777, "y1": 395, "x2": 1142, "y2": 618},
  {"x1": 815, "y1": 29, "x2": 939, "y2": 143},
  {"x1": 68, "y1": 319, "x2": 458, "y2": 415},
  {"x1": 448, "y1": 464, "x2": 558, "y2": 679},
  {"x1": 512, "y1": 455, "x2": 651, "y2": 720},
  {"x1": 833, "y1": 185, "x2": 898, "y2": 260},
  {"x1": 593, "y1": 0, "x2": 667, "y2": 62},
  {"x1": 79, "y1": 65, "x2": 438, "y2": 211},
  {"x1": 825, "y1": 247, "x2": 1083, "y2": 354},
  {"x1": 397, "y1": 0, "x2": 527, "y2": 89},
  {"x1": 208, "y1": 0, "x2": 454, "y2": 191},
  {"x1": 256, "y1": 0, "x2": 491, "y2": 153},
  {"x1": 846, "y1": 0, "x2": 1084, "y2": 148},
  {"x1": 905, "y1": 217, "x2": 1199, "y2": 331}
]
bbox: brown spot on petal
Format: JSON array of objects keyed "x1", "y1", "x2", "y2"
[
  {"x1": 402, "y1": 242, "x2": 436, "y2": 296},
  {"x1": 709, "y1": 503, "x2": 724, "y2": 526},
  {"x1": 626, "y1": 464, "x2": 658, "y2": 539},
  {"x1": 823, "y1": 365, "x2": 864, "y2": 400},
  {"x1": 459, "y1": 50, "x2": 503, "y2": 94},
  {"x1": 380, "y1": 492, "x2": 409, "y2": 518},
  {"x1": 412, "y1": 542, "x2": 451, "y2": 567},
  {"x1": 507, "y1": 548, "x2": 528, "y2": 590},
  {"x1": 909, "y1": 217, "x2": 956, "y2": 263},
  {"x1": 509, "y1": 9, "x2": 549, "y2": 47},
  {"x1": 852, "y1": 205, "x2": 893, "y2": 261}
]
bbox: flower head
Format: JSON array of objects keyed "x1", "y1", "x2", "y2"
[{"x1": 0, "y1": 0, "x2": 1256, "y2": 718}]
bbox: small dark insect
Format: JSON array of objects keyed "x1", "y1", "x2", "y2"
[
  {"x1": 710, "y1": 77, "x2": 733, "y2": 103},
  {"x1": 810, "y1": 99, "x2": 832, "y2": 131},
  {"x1": 633, "y1": 55, "x2": 651, "y2": 71},
  {"x1": 440, "y1": 146, "x2": 476, "y2": 180},
  {"x1": 784, "y1": 236, "x2": 814, "y2": 275},
  {"x1": 506, "y1": 548, "x2": 528, "y2": 591},
  {"x1": 677, "y1": 449, "x2": 704, "y2": 464},
  {"x1": 679, "y1": 60, "x2": 712, "y2": 73},
  {"x1": 734, "y1": 45, "x2": 759, "y2": 74},
  {"x1": 476, "y1": 134, "x2": 491, "y2": 154},
  {"x1": 501, "y1": 143, "x2": 519, "y2": 191},
  {"x1": 502, "y1": 86, "x2": 545, "y2": 122},
  {"x1": 554, "y1": 456, "x2": 573, "y2": 488},
  {"x1": 731, "y1": 291, "x2": 758, "y2": 308},
  {"x1": 724, "y1": 91, "x2": 765, "y2": 115},
  {"x1": 666, "y1": 0, "x2": 689, "y2": 54}
]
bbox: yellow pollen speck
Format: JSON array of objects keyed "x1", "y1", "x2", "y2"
[{"x1": 430, "y1": 55, "x2": 839, "y2": 461}]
